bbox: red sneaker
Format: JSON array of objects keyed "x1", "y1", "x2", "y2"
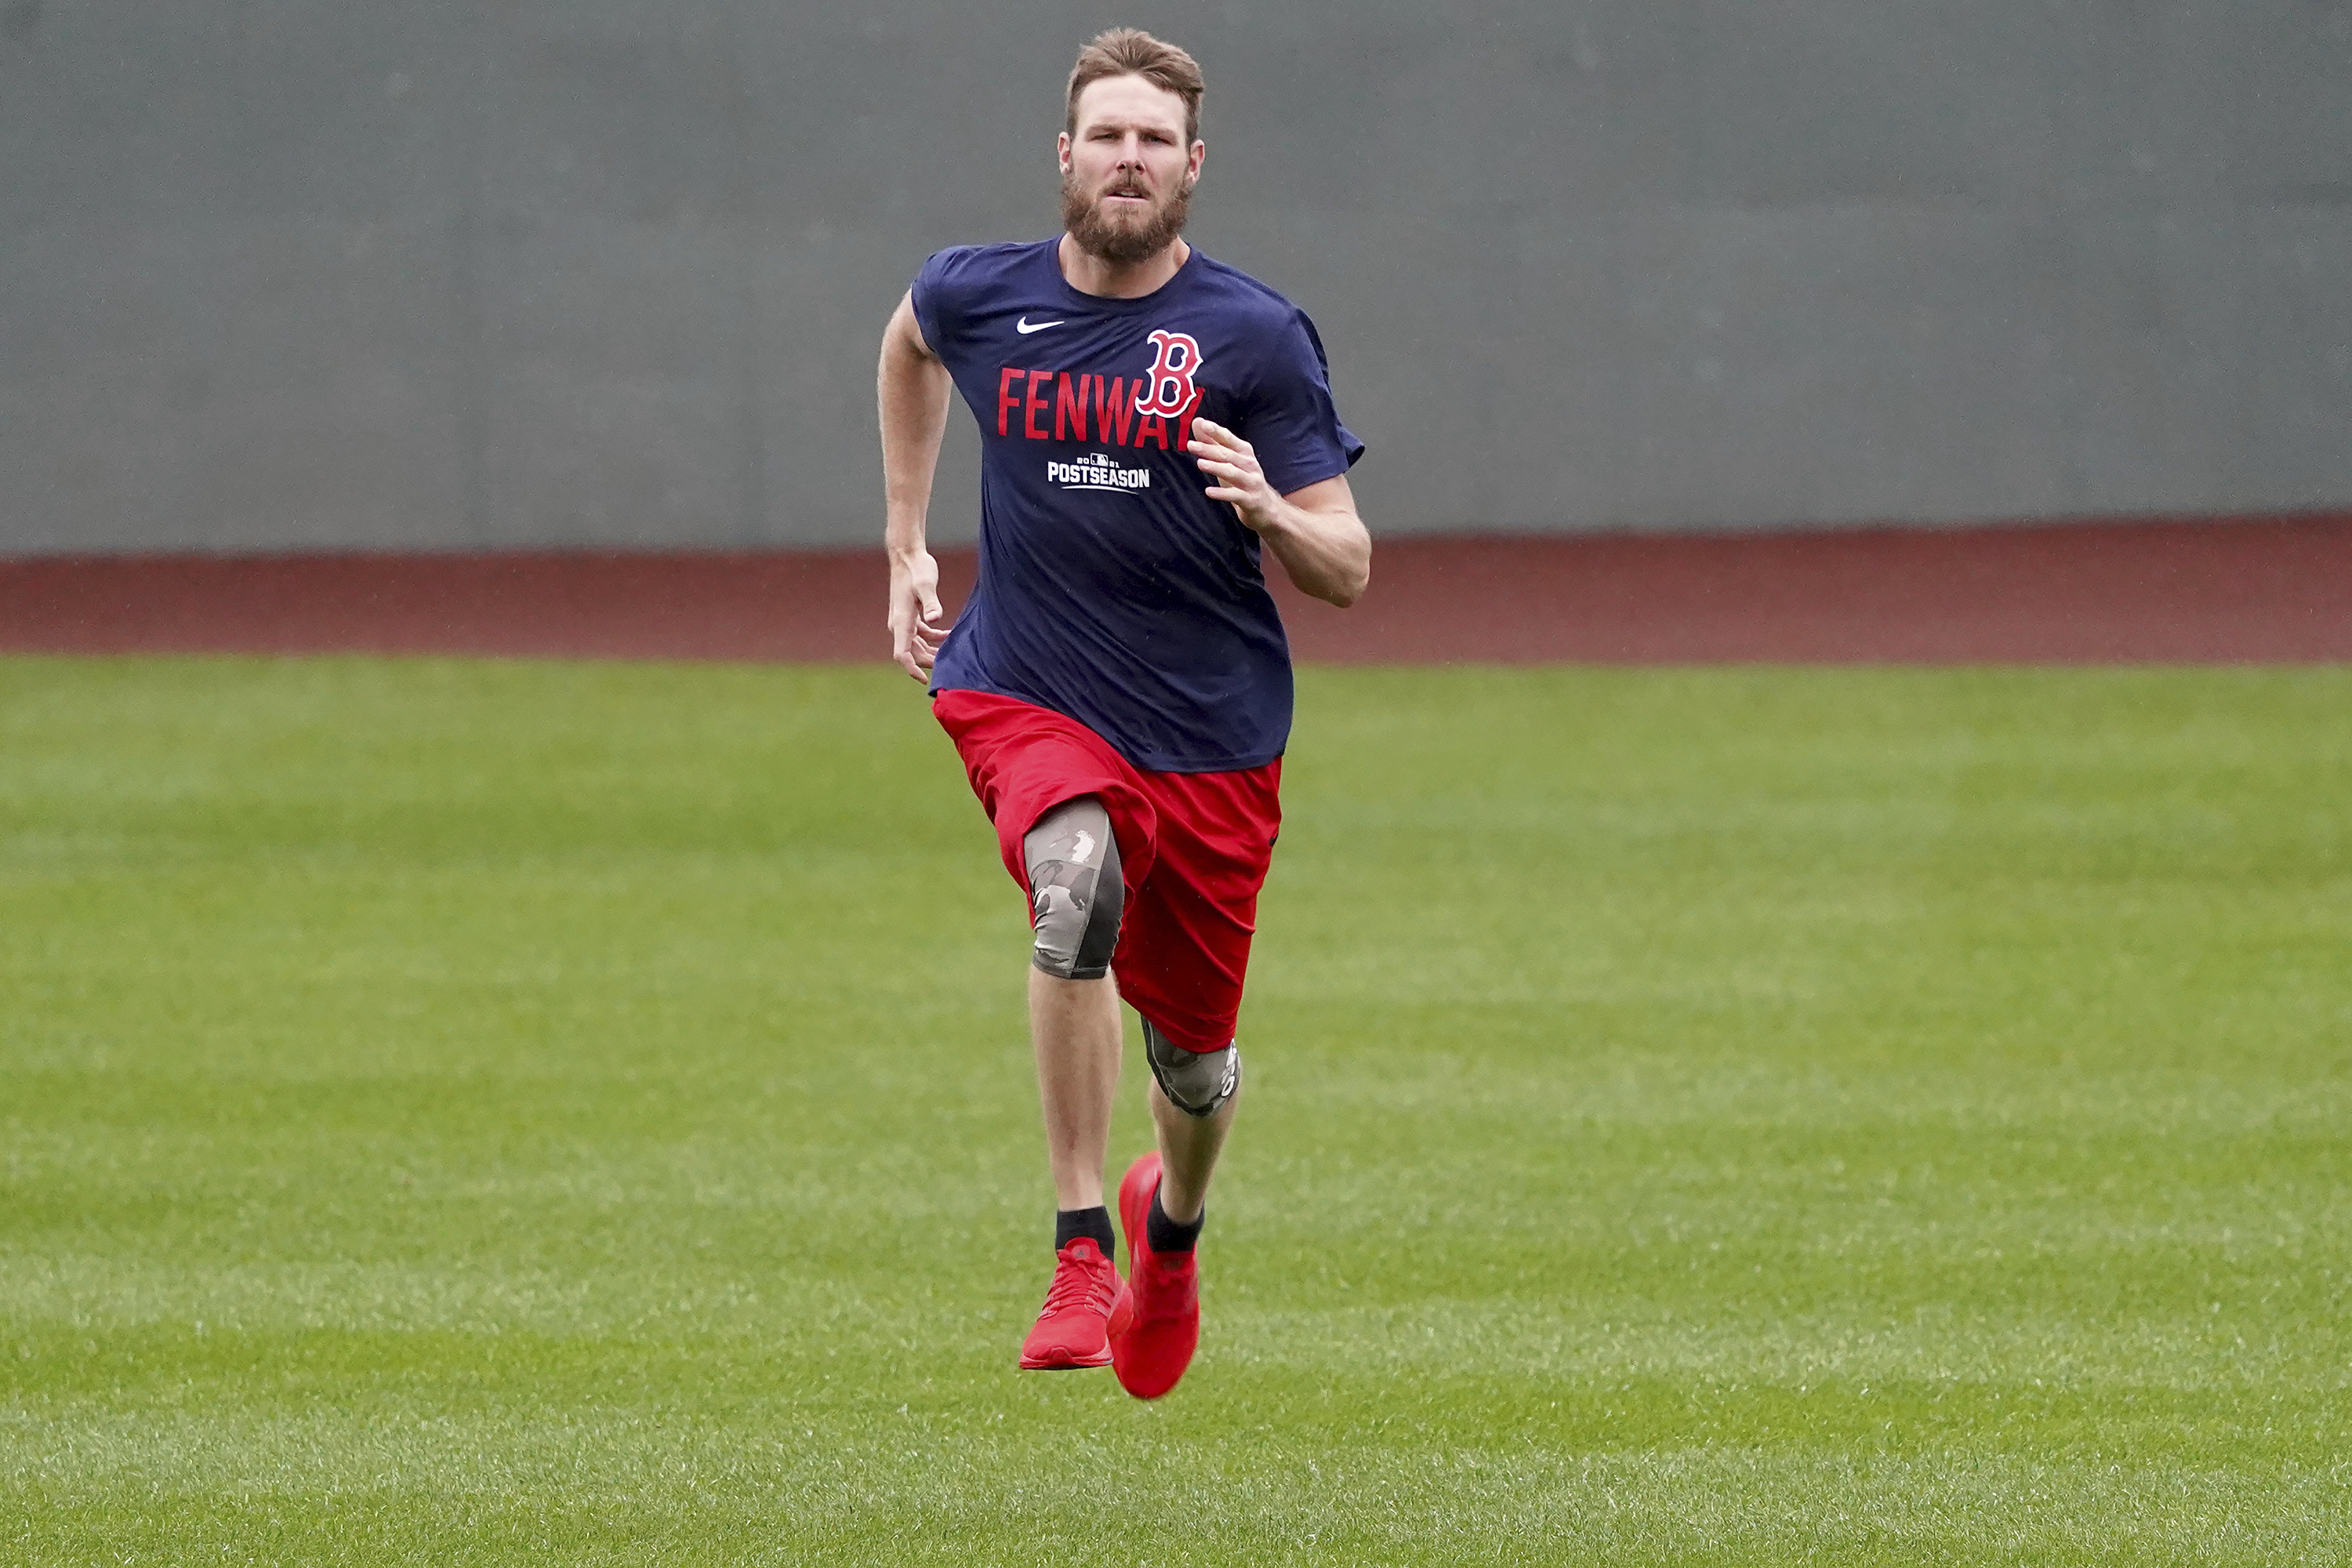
[
  {"x1": 1110, "y1": 1152, "x2": 1200, "y2": 1399},
  {"x1": 1018, "y1": 1236, "x2": 1131, "y2": 1370}
]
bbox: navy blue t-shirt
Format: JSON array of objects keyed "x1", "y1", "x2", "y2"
[{"x1": 913, "y1": 238, "x2": 1363, "y2": 773}]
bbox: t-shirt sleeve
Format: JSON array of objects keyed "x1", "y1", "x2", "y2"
[
  {"x1": 1240, "y1": 308, "x2": 1366, "y2": 497},
  {"x1": 908, "y1": 247, "x2": 969, "y2": 360}
]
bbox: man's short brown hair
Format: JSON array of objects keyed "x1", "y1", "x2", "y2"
[{"x1": 1065, "y1": 27, "x2": 1203, "y2": 147}]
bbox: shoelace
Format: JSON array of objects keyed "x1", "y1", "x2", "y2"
[{"x1": 1040, "y1": 1250, "x2": 1116, "y2": 1319}]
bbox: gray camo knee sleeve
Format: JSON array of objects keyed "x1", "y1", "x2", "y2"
[
  {"x1": 1143, "y1": 1018, "x2": 1241, "y2": 1119},
  {"x1": 1024, "y1": 797, "x2": 1123, "y2": 981}
]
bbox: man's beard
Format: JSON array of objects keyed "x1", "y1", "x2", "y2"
[{"x1": 1062, "y1": 170, "x2": 1192, "y2": 264}]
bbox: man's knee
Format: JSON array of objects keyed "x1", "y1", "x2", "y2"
[
  {"x1": 1024, "y1": 797, "x2": 1123, "y2": 980},
  {"x1": 1143, "y1": 1018, "x2": 1240, "y2": 1119}
]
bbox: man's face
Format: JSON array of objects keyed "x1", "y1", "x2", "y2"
[{"x1": 1058, "y1": 74, "x2": 1203, "y2": 264}]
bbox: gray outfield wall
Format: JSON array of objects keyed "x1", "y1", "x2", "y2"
[{"x1": 2, "y1": 0, "x2": 2348, "y2": 555}]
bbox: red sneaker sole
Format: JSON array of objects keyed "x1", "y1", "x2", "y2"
[{"x1": 1018, "y1": 1345, "x2": 1115, "y2": 1370}]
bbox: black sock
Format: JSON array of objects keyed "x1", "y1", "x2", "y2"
[
  {"x1": 1054, "y1": 1206, "x2": 1116, "y2": 1259},
  {"x1": 1145, "y1": 1186, "x2": 1205, "y2": 1254}
]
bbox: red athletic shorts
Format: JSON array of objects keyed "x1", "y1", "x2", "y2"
[{"x1": 933, "y1": 689, "x2": 1281, "y2": 1054}]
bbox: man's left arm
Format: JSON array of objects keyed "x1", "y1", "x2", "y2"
[{"x1": 1188, "y1": 416, "x2": 1370, "y2": 608}]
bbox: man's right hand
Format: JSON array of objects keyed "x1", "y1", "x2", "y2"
[{"x1": 887, "y1": 548, "x2": 949, "y2": 681}]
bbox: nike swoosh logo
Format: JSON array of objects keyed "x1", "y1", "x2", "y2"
[{"x1": 1016, "y1": 316, "x2": 1065, "y2": 335}]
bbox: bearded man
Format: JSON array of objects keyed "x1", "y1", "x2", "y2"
[{"x1": 875, "y1": 27, "x2": 1369, "y2": 1399}]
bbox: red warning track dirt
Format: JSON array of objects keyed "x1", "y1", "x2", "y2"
[{"x1": 2, "y1": 515, "x2": 2346, "y2": 665}]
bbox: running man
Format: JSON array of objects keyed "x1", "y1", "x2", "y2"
[{"x1": 877, "y1": 27, "x2": 1368, "y2": 1399}]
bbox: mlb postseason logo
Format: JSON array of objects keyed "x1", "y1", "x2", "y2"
[{"x1": 1047, "y1": 451, "x2": 1154, "y2": 494}]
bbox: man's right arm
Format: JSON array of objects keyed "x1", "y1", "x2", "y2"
[{"x1": 879, "y1": 289, "x2": 955, "y2": 681}]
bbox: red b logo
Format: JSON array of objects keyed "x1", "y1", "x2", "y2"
[{"x1": 1134, "y1": 328, "x2": 1203, "y2": 418}]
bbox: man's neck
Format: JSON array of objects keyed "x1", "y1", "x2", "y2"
[{"x1": 1058, "y1": 234, "x2": 1191, "y2": 300}]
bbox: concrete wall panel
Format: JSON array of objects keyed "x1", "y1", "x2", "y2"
[{"x1": 1, "y1": 0, "x2": 2346, "y2": 554}]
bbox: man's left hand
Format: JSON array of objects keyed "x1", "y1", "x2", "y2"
[{"x1": 1189, "y1": 417, "x2": 1281, "y2": 533}]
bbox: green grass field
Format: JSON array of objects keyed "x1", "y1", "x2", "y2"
[{"x1": 4, "y1": 656, "x2": 2348, "y2": 1565}]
